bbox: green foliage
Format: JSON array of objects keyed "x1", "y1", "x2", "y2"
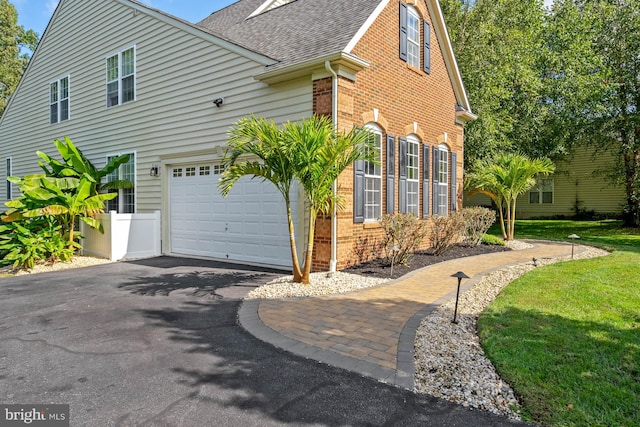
[
  {"x1": 379, "y1": 213, "x2": 429, "y2": 266},
  {"x1": 0, "y1": 217, "x2": 76, "y2": 270},
  {"x1": 3, "y1": 174, "x2": 116, "y2": 245},
  {"x1": 481, "y1": 233, "x2": 505, "y2": 246},
  {"x1": 461, "y1": 207, "x2": 496, "y2": 247},
  {"x1": 487, "y1": 219, "x2": 640, "y2": 253},
  {"x1": 479, "y1": 252, "x2": 640, "y2": 426},
  {"x1": 466, "y1": 153, "x2": 555, "y2": 240},
  {"x1": 221, "y1": 115, "x2": 376, "y2": 283},
  {"x1": 429, "y1": 212, "x2": 465, "y2": 255},
  {"x1": 0, "y1": 0, "x2": 38, "y2": 115},
  {"x1": 37, "y1": 137, "x2": 132, "y2": 194},
  {"x1": 440, "y1": 0, "x2": 548, "y2": 166}
]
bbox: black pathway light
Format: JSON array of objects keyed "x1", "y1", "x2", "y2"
[{"x1": 451, "y1": 271, "x2": 470, "y2": 324}]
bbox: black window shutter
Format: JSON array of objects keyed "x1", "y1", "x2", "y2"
[
  {"x1": 386, "y1": 135, "x2": 396, "y2": 214},
  {"x1": 400, "y1": 2, "x2": 408, "y2": 61},
  {"x1": 432, "y1": 146, "x2": 439, "y2": 215},
  {"x1": 423, "y1": 21, "x2": 431, "y2": 74},
  {"x1": 423, "y1": 145, "x2": 430, "y2": 218},
  {"x1": 451, "y1": 152, "x2": 457, "y2": 211},
  {"x1": 398, "y1": 137, "x2": 407, "y2": 213},
  {"x1": 354, "y1": 158, "x2": 365, "y2": 223}
]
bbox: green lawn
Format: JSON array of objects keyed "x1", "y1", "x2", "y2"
[{"x1": 480, "y1": 220, "x2": 640, "y2": 426}]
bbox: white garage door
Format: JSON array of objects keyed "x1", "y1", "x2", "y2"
[{"x1": 170, "y1": 164, "x2": 298, "y2": 268}]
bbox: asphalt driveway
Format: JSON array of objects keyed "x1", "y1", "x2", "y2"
[{"x1": 0, "y1": 257, "x2": 524, "y2": 426}]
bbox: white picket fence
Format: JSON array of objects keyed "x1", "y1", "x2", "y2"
[{"x1": 80, "y1": 211, "x2": 161, "y2": 261}]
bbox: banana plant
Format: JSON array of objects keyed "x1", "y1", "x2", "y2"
[
  {"x1": 3, "y1": 174, "x2": 117, "y2": 245},
  {"x1": 37, "y1": 137, "x2": 133, "y2": 195}
]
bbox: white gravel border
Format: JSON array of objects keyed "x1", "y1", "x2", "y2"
[{"x1": 413, "y1": 245, "x2": 609, "y2": 420}]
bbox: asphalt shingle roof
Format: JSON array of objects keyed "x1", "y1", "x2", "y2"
[{"x1": 197, "y1": 0, "x2": 382, "y2": 68}]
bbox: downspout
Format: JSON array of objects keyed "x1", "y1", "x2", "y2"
[{"x1": 325, "y1": 60, "x2": 338, "y2": 273}]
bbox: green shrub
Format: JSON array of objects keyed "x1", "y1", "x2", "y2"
[
  {"x1": 462, "y1": 207, "x2": 497, "y2": 247},
  {"x1": 0, "y1": 216, "x2": 77, "y2": 270},
  {"x1": 429, "y1": 212, "x2": 465, "y2": 255},
  {"x1": 379, "y1": 213, "x2": 429, "y2": 266},
  {"x1": 481, "y1": 233, "x2": 506, "y2": 246}
]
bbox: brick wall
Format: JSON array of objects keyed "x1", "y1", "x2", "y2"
[{"x1": 312, "y1": 0, "x2": 466, "y2": 271}]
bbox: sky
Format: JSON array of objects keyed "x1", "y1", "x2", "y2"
[
  {"x1": 14, "y1": 0, "x2": 556, "y2": 40},
  {"x1": 13, "y1": 0, "x2": 237, "y2": 37}
]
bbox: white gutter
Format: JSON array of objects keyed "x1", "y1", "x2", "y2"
[{"x1": 325, "y1": 60, "x2": 339, "y2": 274}]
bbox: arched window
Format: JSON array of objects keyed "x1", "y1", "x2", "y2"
[
  {"x1": 406, "y1": 135, "x2": 420, "y2": 215},
  {"x1": 433, "y1": 144, "x2": 449, "y2": 215},
  {"x1": 364, "y1": 123, "x2": 383, "y2": 220}
]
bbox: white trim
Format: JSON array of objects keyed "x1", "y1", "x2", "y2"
[
  {"x1": 406, "y1": 5, "x2": 421, "y2": 69},
  {"x1": 106, "y1": 151, "x2": 137, "y2": 214},
  {"x1": 364, "y1": 123, "x2": 383, "y2": 221},
  {"x1": 247, "y1": 0, "x2": 295, "y2": 18},
  {"x1": 426, "y1": 0, "x2": 472, "y2": 113},
  {"x1": 114, "y1": 0, "x2": 274, "y2": 65},
  {"x1": 48, "y1": 74, "x2": 71, "y2": 124},
  {"x1": 345, "y1": 0, "x2": 391, "y2": 52},
  {"x1": 406, "y1": 134, "x2": 420, "y2": 215},
  {"x1": 105, "y1": 45, "x2": 136, "y2": 108},
  {"x1": 5, "y1": 157, "x2": 12, "y2": 200}
]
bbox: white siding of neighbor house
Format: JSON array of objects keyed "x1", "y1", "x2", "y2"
[{"x1": 0, "y1": 0, "x2": 313, "y2": 212}]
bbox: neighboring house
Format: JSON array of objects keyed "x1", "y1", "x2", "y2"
[
  {"x1": 465, "y1": 147, "x2": 625, "y2": 219},
  {"x1": 0, "y1": 0, "x2": 474, "y2": 270}
]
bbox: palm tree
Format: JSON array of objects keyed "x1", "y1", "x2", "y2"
[
  {"x1": 219, "y1": 116, "x2": 304, "y2": 282},
  {"x1": 284, "y1": 115, "x2": 373, "y2": 283},
  {"x1": 219, "y1": 115, "x2": 375, "y2": 284},
  {"x1": 466, "y1": 153, "x2": 555, "y2": 240}
]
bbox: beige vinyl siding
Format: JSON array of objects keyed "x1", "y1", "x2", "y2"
[
  {"x1": 517, "y1": 147, "x2": 625, "y2": 219},
  {"x1": 0, "y1": 0, "x2": 312, "y2": 212}
]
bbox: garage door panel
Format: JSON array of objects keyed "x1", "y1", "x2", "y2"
[{"x1": 170, "y1": 168, "x2": 297, "y2": 267}]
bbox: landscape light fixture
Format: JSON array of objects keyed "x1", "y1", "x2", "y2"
[
  {"x1": 451, "y1": 271, "x2": 470, "y2": 324},
  {"x1": 568, "y1": 234, "x2": 580, "y2": 259}
]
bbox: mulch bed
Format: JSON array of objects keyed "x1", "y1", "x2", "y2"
[{"x1": 343, "y1": 244, "x2": 511, "y2": 279}]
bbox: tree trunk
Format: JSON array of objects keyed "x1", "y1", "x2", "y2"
[
  {"x1": 286, "y1": 203, "x2": 303, "y2": 282},
  {"x1": 505, "y1": 198, "x2": 512, "y2": 240},
  {"x1": 300, "y1": 210, "x2": 317, "y2": 285},
  {"x1": 510, "y1": 199, "x2": 517, "y2": 240}
]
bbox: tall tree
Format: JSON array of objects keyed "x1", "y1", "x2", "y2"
[
  {"x1": 0, "y1": 0, "x2": 38, "y2": 115},
  {"x1": 440, "y1": 0, "x2": 548, "y2": 167},
  {"x1": 546, "y1": 0, "x2": 640, "y2": 226}
]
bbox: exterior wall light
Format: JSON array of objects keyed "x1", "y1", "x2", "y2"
[
  {"x1": 150, "y1": 164, "x2": 160, "y2": 177},
  {"x1": 213, "y1": 97, "x2": 224, "y2": 107}
]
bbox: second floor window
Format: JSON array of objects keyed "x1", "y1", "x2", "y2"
[
  {"x1": 107, "y1": 47, "x2": 135, "y2": 107},
  {"x1": 50, "y1": 76, "x2": 70, "y2": 124},
  {"x1": 406, "y1": 7, "x2": 420, "y2": 69}
]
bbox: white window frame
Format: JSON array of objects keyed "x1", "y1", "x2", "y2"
[
  {"x1": 407, "y1": 135, "x2": 420, "y2": 215},
  {"x1": 106, "y1": 46, "x2": 136, "y2": 108},
  {"x1": 49, "y1": 75, "x2": 70, "y2": 124},
  {"x1": 406, "y1": 6, "x2": 421, "y2": 69},
  {"x1": 5, "y1": 157, "x2": 11, "y2": 200},
  {"x1": 364, "y1": 123, "x2": 383, "y2": 221},
  {"x1": 437, "y1": 144, "x2": 449, "y2": 215},
  {"x1": 106, "y1": 152, "x2": 136, "y2": 213},
  {"x1": 529, "y1": 178, "x2": 554, "y2": 204}
]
